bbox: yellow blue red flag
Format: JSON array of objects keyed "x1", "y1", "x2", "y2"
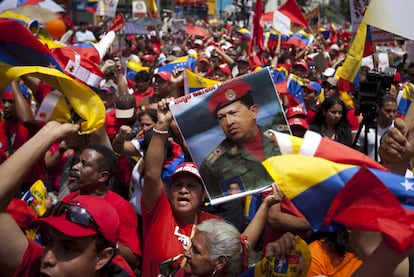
[
  {"x1": 0, "y1": 18, "x2": 105, "y2": 134},
  {"x1": 263, "y1": 130, "x2": 414, "y2": 253}
]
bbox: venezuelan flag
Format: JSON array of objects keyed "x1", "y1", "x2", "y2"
[
  {"x1": 184, "y1": 69, "x2": 220, "y2": 94},
  {"x1": 396, "y1": 82, "x2": 414, "y2": 118},
  {"x1": 236, "y1": 28, "x2": 251, "y2": 40},
  {"x1": 286, "y1": 73, "x2": 304, "y2": 106},
  {"x1": 0, "y1": 19, "x2": 105, "y2": 134},
  {"x1": 269, "y1": 67, "x2": 288, "y2": 95},
  {"x1": 263, "y1": 129, "x2": 414, "y2": 252},
  {"x1": 336, "y1": 22, "x2": 374, "y2": 93},
  {"x1": 126, "y1": 60, "x2": 149, "y2": 85},
  {"x1": 267, "y1": 129, "x2": 385, "y2": 170},
  {"x1": 265, "y1": 31, "x2": 289, "y2": 50},
  {"x1": 286, "y1": 30, "x2": 314, "y2": 49},
  {"x1": 263, "y1": 154, "x2": 414, "y2": 253},
  {"x1": 155, "y1": 55, "x2": 196, "y2": 74}
]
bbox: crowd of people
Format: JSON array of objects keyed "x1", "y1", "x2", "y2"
[{"x1": 1, "y1": 9, "x2": 414, "y2": 277}]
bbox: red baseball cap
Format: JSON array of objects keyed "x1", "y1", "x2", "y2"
[
  {"x1": 142, "y1": 54, "x2": 155, "y2": 62},
  {"x1": 208, "y1": 81, "x2": 252, "y2": 117},
  {"x1": 288, "y1": 117, "x2": 309, "y2": 130},
  {"x1": 34, "y1": 195, "x2": 120, "y2": 244},
  {"x1": 154, "y1": 71, "x2": 171, "y2": 81},
  {"x1": 170, "y1": 162, "x2": 202, "y2": 183},
  {"x1": 2, "y1": 91, "x2": 14, "y2": 100},
  {"x1": 286, "y1": 106, "x2": 306, "y2": 119}
]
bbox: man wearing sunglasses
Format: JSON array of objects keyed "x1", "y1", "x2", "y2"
[{"x1": 0, "y1": 121, "x2": 134, "y2": 277}]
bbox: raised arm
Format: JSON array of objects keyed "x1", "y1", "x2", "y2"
[
  {"x1": 379, "y1": 118, "x2": 414, "y2": 175},
  {"x1": 143, "y1": 98, "x2": 175, "y2": 210},
  {"x1": 242, "y1": 184, "x2": 281, "y2": 251},
  {"x1": 0, "y1": 121, "x2": 79, "y2": 276}
]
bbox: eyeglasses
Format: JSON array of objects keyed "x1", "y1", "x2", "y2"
[{"x1": 52, "y1": 202, "x2": 100, "y2": 232}]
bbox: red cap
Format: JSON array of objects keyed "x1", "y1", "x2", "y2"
[
  {"x1": 142, "y1": 54, "x2": 155, "y2": 62},
  {"x1": 2, "y1": 91, "x2": 14, "y2": 100},
  {"x1": 198, "y1": 57, "x2": 209, "y2": 64},
  {"x1": 293, "y1": 60, "x2": 308, "y2": 71},
  {"x1": 288, "y1": 117, "x2": 309, "y2": 130},
  {"x1": 215, "y1": 63, "x2": 231, "y2": 76},
  {"x1": 154, "y1": 71, "x2": 171, "y2": 81},
  {"x1": 286, "y1": 106, "x2": 306, "y2": 119},
  {"x1": 170, "y1": 162, "x2": 202, "y2": 183},
  {"x1": 208, "y1": 81, "x2": 252, "y2": 117},
  {"x1": 35, "y1": 195, "x2": 120, "y2": 244}
]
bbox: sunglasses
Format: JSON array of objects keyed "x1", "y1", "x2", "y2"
[{"x1": 53, "y1": 202, "x2": 101, "y2": 232}]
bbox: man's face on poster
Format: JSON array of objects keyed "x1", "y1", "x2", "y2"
[{"x1": 216, "y1": 100, "x2": 258, "y2": 144}]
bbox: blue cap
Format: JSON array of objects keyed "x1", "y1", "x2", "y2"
[{"x1": 304, "y1": 81, "x2": 322, "y2": 96}]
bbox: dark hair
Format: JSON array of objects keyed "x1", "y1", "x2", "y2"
[
  {"x1": 307, "y1": 228, "x2": 350, "y2": 258},
  {"x1": 312, "y1": 97, "x2": 351, "y2": 144},
  {"x1": 139, "y1": 109, "x2": 157, "y2": 123},
  {"x1": 84, "y1": 144, "x2": 118, "y2": 177},
  {"x1": 135, "y1": 71, "x2": 150, "y2": 82},
  {"x1": 379, "y1": 95, "x2": 397, "y2": 108},
  {"x1": 279, "y1": 53, "x2": 291, "y2": 64}
]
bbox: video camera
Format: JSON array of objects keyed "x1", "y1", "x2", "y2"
[{"x1": 354, "y1": 67, "x2": 396, "y2": 121}]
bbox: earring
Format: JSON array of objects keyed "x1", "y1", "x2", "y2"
[{"x1": 211, "y1": 269, "x2": 217, "y2": 276}]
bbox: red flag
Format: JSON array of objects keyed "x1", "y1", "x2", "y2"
[
  {"x1": 248, "y1": 0, "x2": 264, "y2": 68},
  {"x1": 325, "y1": 167, "x2": 414, "y2": 253},
  {"x1": 278, "y1": 0, "x2": 308, "y2": 28}
]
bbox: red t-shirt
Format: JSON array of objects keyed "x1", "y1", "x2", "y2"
[
  {"x1": 105, "y1": 109, "x2": 121, "y2": 141},
  {"x1": 141, "y1": 190, "x2": 218, "y2": 277},
  {"x1": 133, "y1": 86, "x2": 154, "y2": 108},
  {"x1": 0, "y1": 120, "x2": 46, "y2": 185},
  {"x1": 63, "y1": 191, "x2": 141, "y2": 257}
]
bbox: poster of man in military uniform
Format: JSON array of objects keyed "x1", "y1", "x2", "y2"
[{"x1": 170, "y1": 68, "x2": 288, "y2": 205}]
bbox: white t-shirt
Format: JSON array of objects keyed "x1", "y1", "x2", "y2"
[{"x1": 356, "y1": 122, "x2": 394, "y2": 161}]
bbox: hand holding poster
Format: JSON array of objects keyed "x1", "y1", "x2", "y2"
[{"x1": 169, "y1": 68, "x2": 289, "y2": 205}]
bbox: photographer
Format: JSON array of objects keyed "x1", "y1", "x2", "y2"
[{"x1": 355, "y1": 96, "x2": 397, "y2": 161}]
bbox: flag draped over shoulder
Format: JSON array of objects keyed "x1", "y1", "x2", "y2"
[
  {"x1": 336, "y1": 21, "x2": 374, "y2": 92},
  {"x1": 278, "y1": 0, "x2": 308, "y2": 28},
  {"x1": 184, "y1": 69, "x2": 220, "y2": 94},
  {"x1": 262, "y1": 130, "x2": 414, "y2": 253},
  {"x1": 0, "y1": 19, "x2": 105, "y2": 134},
  {"x1": 248, "y1": 0, "x2": 264, "y2": 68}
]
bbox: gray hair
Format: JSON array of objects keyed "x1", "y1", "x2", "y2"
[{"x1": 196, "y1": 219, "x2": 244, "y2": 276}]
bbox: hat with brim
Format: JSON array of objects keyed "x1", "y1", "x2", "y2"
[
  {"x1": 288, "y1": 117, "x2": 309, "y2": 130},
  {"x1": 115, "y1": 93, "x2": 136, "y2": 119},
  {"x1": 35, "y1": 214, "x2": 98, "y2": 238},
  {"x1": 170, "y1": 162, "x2": 203, "y2": 183},
  {"x1": 33, "y1": 195, "x2": 120, "y2": 244}
]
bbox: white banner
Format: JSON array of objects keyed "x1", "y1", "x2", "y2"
[
  {"x1": 363, "y1": 0, "x2": 414, "y2": 41},
  {"x1": 273, "y1": 10, "x2": 290, "y2": 36}
]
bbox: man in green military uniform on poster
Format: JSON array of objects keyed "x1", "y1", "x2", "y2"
[{"x1": 199, "y1": 80, "x2": 281, "y2": 200}]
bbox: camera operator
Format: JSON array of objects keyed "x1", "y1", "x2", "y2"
[
  {"x1": 355, "y1": 96, "x2": 397, "y2": 161},
  {"x1": 353, "y1": 68, "x2": 396, "y2": 161}
]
